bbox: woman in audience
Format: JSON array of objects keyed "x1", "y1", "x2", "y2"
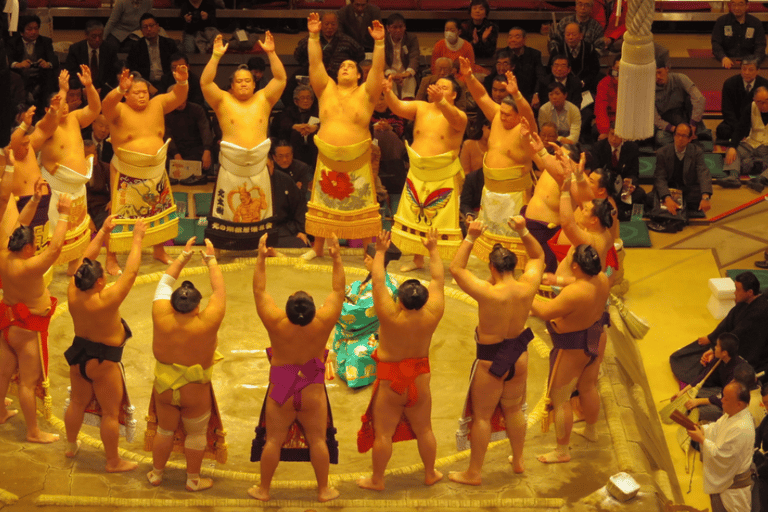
[{"x1": 460, "y1": 0, "x2": 498, "y2": 61}]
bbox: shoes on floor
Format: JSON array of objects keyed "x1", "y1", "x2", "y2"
[
  {"x1": 756, "y1": 260, "x2": 768, "y2": 269},
  {"x1": 180, "y1": 174, "x2": 209, "y2": 186},
  {"x1": 169, "y1": 177, "x2": 180, "y2": 185},
  {"x1": 714, "y1": 178, "x2": 742, "y2": 189},
  {"x1": 745, "y1": 178, "x2": 766, "y2": 193},
  {"x1": 647, "y1": 221, "x2": 681, "y2": 233}
]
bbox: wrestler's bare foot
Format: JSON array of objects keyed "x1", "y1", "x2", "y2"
[
  {"x1": 508, "y1": 455, "x2": 525, "y2": 473},
  {"x1": 400, "y1": 260, "x2": 424, "y2": 273},
  {"x1": 26, "y1": 431, "x2": 59, "y2": 444},
  {"x1": 356, "y1": 475, "x2": 385, "y2": 491},
  {"x1": 0, "y1": 409, "x2": 18, "y2": 423},
  {"x1": 146, "y1": 468, "x2": 164, "y2": 486},
  {"x1": 105, "y1": 252, "x2": 121, "y2": 276},
  {"x1": 4, "y1": 398, "x2": 11, "y2": 406},
  {"x1": 153, "y1": 246, "x2": 172, "y2": 265},
  {"x1": 537, "y1": 449, "x2": 571, "y2": 463},
  {"x1": 67, "y1": 259, "x2": 79, "y2": 277},
  {"x1": 247, "y1": 485, "x2": 269, "y2": 501},
  {"x1": 573, "y1": 424, "x2": 598, "y2": 442},
  {"x1": 425, "y1": 469, "x2": 443, "y2": 486},
  {"x1": 185, "y1": 475, "x2": 213, "y2": 491},
  {"x1": 318, "y1": 486, "x2": 340, "y2": 502},
  {"x1": 106, "y1": 458, "x2": 138, "y2": 473},
  {"x1": 448, "y1": 470, "x2": 481, "y2": 486},
  {"x1": 65, "y1": 440, "x2": 81, "y2": 458},
  {"x1": 301, "y1": 249, "x2": 319, "y2": 261}
]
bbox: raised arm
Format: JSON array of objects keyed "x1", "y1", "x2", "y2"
[
  {"x1": 102, "y1": 218, "x2": 146, "y2": 303},
  {"x1": 158, "y1": 65, "x2": 189, "y2": 114},
  {"x1": 252, "y1": 234, "x2": 283, "y2": 323},
  {"x1": 76, "y1": 65, "x2": 101, "y2": 128},
  {"x1": 29, "y1": 95, "x2": 63, "y2": 151},
  {"x1": 18, "y1": 178, "x2": 47, "y2": 227},
  {"x1": 559, "y1": 172, "x2": 591, "y2": 246},
  {"x1": 102, "y1": 69, "x2": 132, "y2": 122},
  {"x1": 364, "y1": 20, "x2": 386, "y2": 101},
  {"x1": 382, "y1": 77, "x2": 418, "y2": 120},
  {"x1": 200, "y1": 35, "x2": 227, "y2": 109},
  {"x1": 201, "y1": 238, "x2": 226, "y2": 322},
  {"x1": 153, "y1": 236, "x2": 195, "y2": 317},
  {"x1": 10, "y1": 107, "x2": 36, "y2": 152},
  {"x1": 0, "y1": 154, "x2": 14, "y2": 230},
  {"x1": 509, "y1": 215, "x2": 545, "y2": 287},
  {"x1": 25, "y1": 194, "x2": 71, "y2": 274},
  {"x1": 259, "y1": 31, "x2": 287, "y2": 107},
  {"x1": 319, "y1": 234, "x2": 345, "y2": 322},
  {"x1": 429, "y1": 83, "x2": 467, "y2": 133},
  {"x1": 459, "y1": 57, "x2": 499, "y2": 122},
  {"x1": 450, "y1": 220, "x2": 492, "y2": 299},
  {"x1": 307, "y1": 13, "x2": 330, "y2": 95},
  {"x1": 371, "y1": 230, "x2": 399, "y2": 319},
  {"x1": 422, "y1": 228, "x2": 445, "y2": 318},
  {"x1": 166, "y1": 236, "x2": 196, "y2": 280},
  {"x1": 505, "y1": 71, "x2": 535, "y2": 132}
]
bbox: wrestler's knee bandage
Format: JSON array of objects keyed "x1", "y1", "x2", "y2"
[{"x1": 182, "y1": 411, "x2": 211, "y2": 450}]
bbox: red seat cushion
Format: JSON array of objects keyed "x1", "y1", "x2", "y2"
[
  {"x1": 49, "y1": 0, "x2": 101, "y2": 7},
  {"x1": 701, "y1": 90, "x2": 722, "y2": 113},
  {"x1": 376, "y1": 0, "x2": 418, "y2": 8},
  {"x1": 656, "y1": 1, "x2": 710, "y2": 11},
  {"x1": 293, "y1": 0, "x2": 345, "y2": 8},
  {"x1": 26, "y1": 0, "x2": 49, "y2": 7},
  {"x1": 489, "y1": 0, "x2": 569, "y2": 9},
  {"x1": 152, "y1": 0, "x2": 175, "y2": 7},
  {"x1": 418, "y1": 0, "x2": 468, "y2": 9}
]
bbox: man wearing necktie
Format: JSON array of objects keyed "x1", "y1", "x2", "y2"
[
  {"x1": 337, "y1": 0, "x2": 381, "y2": 52},
  {"x1": 66, "y1": 20, "x2": 119, "y2": 95},
  {"x1": 717, "y1": 58, "x2": 768, "y2": 142}
]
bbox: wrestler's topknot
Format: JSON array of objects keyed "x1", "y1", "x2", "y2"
[
  {"x1": 74, "y1": 258, "x2": 104, "y2": 291},
  {"x1": 398, "y1": 279, "x2": 428, "y2": 311},
  {"x1": 489, "y1": 243, "x2": 517, "y2": 274},
  {"x1": 572, "y1": 244, "x2": 601, "y2": 276},
  {"x1": 8, "y1": 225, "x2": 34, "y2": 252},
  {"x1": 286, "y1": 291, "x2": 316, "y2": 326},
  {"x1": 171, "y1": 281, "x2": 202, "y2": 313}
]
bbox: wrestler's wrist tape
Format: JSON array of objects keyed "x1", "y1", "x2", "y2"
[
  {"x1": 556, "y1": 276, "x2": 565, "y2": 286},
  {"x1": 176, "y1": 79, "x2": 188, "y2": 86},
  {"x1": 117, "y1": 85, "x2": 127, "y2": 95},
  {"x1": 519, "y1": 228, "x2": 529, "y2": 237},
  {"x1": 536, "y1": 147, "x2": 548, "y2": 158},
  {"x1": 178, "y1": 250, "x2": 193, "y2": 262},
  {"x1": 4, "y1": 165, "x2": 14, "y2": 175},
  {"x1": 561, "y1": 190, "x2": 570, "y2": 198},
  {"x1": 375, "y1": 40, "x2": 385, "y2": 48},
  {"x1": 309, "y1": 33, "x2": 320, "y2": 40},
  {"x1": 58, "y1": 214, "x2": 70, "y2": 222},
  {"x1": 18, "y1": 122, "x2": 29, "y2": 132},
  {"x1": 212, "y1": 51, "x2": 225, "y2": 59},
  {"x1": 464, "y1": 234, "x2": 477, "y2": 244},
  {"x1": 202, "y1": 254, "x2": 217, "y2": 265}
]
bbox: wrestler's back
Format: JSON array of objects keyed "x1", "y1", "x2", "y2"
[
  {"x1": 68, "y1": 287, "x2": 126, "y2": 347},
  {"x1": 216, "y1": 92, "x2": 270, "y2": 149},
  {"x1": 109, "y1": 102, "x2": 166, "y2": 155},
  {"x1": 526, "y1": 171, "x2": 563, "y2": 226},
  {"x1": 377, "y1": 311, "x2": 439, "y2": 362},
  {"x1": 411, "y1": 104, "x2": 463, "y2": 157},
  {"x1": 0, "y1": 253, "x2": 52, "y2": 314},
  {"x1": 266, "y1": 318, "x2": 330, "y2": 367},
  {"x1": 317, "y1": 86, "x2": 373, "y2": 147},
  {"x1": 485, "y1": 121, "x2": 532, "y2": 171},
  {"x1": 476, "y1": 281, "x2": 536, "y2": 344},
  {"x1": 152, "y1": 313, "x2": 219, "y2": 369},
  {"x1": 549, "y1": 274, "x2": 609, "y2": 333},
  {"x1": 40, "y1": 116, "x2": 88, "y2": 176}
]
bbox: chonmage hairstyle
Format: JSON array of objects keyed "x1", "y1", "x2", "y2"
[
  {"x1": 489, "y1": 243, "x2": 517, "y2": 273},
  {"x1": 572, "y1": 244, "x2": 601, "y2": 276},
  {"x1": 398, "y1": 279, "x2": 429, "y2": 310},
  {"x1": 171, "y1": 281, "x2": 203, "y2": 313},
  {"x1": 8, "y1": 226, "x2": 34, "y2": 252},
  {"x1": 286, "y1": 291, "x2": 316, "y2": 326},
  {"x1": 74, "y1": 258, "x2": 104, "y2": 291}
]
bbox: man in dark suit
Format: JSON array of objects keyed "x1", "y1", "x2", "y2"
[
  {"x1": 126, "y1": 13, "x2": 178, "y2": 89},
  {"x1": 498, "y1": 27, "x2": 545, "y2": 107},
  {"x1": 337, "y1": 0, "x2": 381, "y2": 53},
  {"x1": 717, "y1": 58, "x2": 768, "y2": 141},
  {"x1": 159, "y1": 53, "x2": 205, "y2": 107},
  {"x1": 9, "y1": 15, "x2": 58, "y2": 109},
  {"x1": 384, "y1": 13, "x2": 420, "y2": 100},
  {"x1": 589, "y1": 126, "x2": 646, "y2": 220},
  {"x1": 538, "y1": 55, "x2": 583, "y2": 109},
  {"x1": 648, "y1": 123, "x2": 713, "y2": 230},
  {"x1": 65, "y1": 20, "x2": 118, "y2": 95},
  {"x1": 548, "y1": 22, "x2": 601, "y2": 95}
]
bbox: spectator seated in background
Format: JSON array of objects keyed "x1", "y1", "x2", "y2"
[
  {"x1": 180, "y1": 0, "x2": 219, "y2": 54},
  {"x1": 159, "y1": 53, "x2": 205, "y2": 107},
  {"x1": 548, "y1": 22, "x2": 601, "y2": 96},
  {"x1": 431, "y1": 19, "x2": 478, "y2": 76},
  {"x1": 675, "y1": 333, "x2": 753, "y2": 422},
  {"x1": 371, "y1": 92, "x2": 407, "y2": 200},
  {"x1": 127, "y1": 14, "x2": 179, "y2": 90},
  {"x1": 248, "y1": 57, "x2": 266, "y2": 92},
  {"x1": 548, "y1": 0, "x2": 606, "y2": 55},
  {"x1": 717, "y1": 57, "x2": 768, "y2": 143},
  {"x1": 654, "y1": 58, "x2": 709, "y2": 147},
  {"x1": 712, "y1": 0, "x2": 765, "y2": 70},
  {"x1": 265, "y1": 151, "x2": 311, "y2": 249},
  {"x1": 164, "y1": 84, "x2": 215, "y2": 186},
  {"x1": 594, "y1": 53, "x2": 620, "y2": 140},
  {"x1": 482, "y1": 50, "x2": 515, "y2": 96},
  {"x1": 539, "y1": 55, "x2": 583, "y2": 111},
  {"x1": 537, "y1": 82, "x2": 581, "y2": 145},
  {"x1": 589, "y1": 125, "x2": 644, "y2": 221},
  {"x1": 501, "y1": 27, "x2": 545, "y2": 108},
  {"x1": 384, "y1": 13, "x2": 420, "y2": 100},
  {"x1": 646, "y1": 123, "x2": 712, "y2": 232},
  {"x1": 270, "y1": 84, "x2": 319, "y2": 170},
  {"x1": 66, "y1": 78, "x2": 85, "y2": 113},
  {"x1": 337, "y1": 0, "x2": 381, "y2": 53},
  {"x1": 722, "y1": 86, "x2": 768, "y2": 191},
  {"x1": 488, "y1": 74, "x2": 510, "y2": 105},
  {"x1": 104, "y1": 0, "x2": 152, "y2": 53},
  {"x1": 272, "y1": 139, "x2": 312, "y2": 194},
  {"x1": 460, "y1": 118, "x2": 489, "y2": 175},
  {"x1": 294, "y1": 12, "x2": 364, "y2": 82},
  {"x1": 417, "y1": 57, "x2": 452, "y2": 102},
  {"x1": 9, "y1": 15, "x2": 58, "y2": 110},
  {"x1": 459, "y1": 0, "x2": 498, "y2": 62},
  {"x1": 65, "y1": 20, "x2": 118, "y2": 95}
]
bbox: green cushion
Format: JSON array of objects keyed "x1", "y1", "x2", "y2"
[
  {"x1": 620, "y1": 220, "x2": 652, "y2": 248},
  {"x1": 174, "y1": 218, "x2": 197, "y2": 245},
  {"x1": 638, "y1": 154, "x2": 726, "y2": 180},
  {"x1": 194, "y1": 193, "x2": 212, "y2": 218},
  {"x1": 639, "y1": 156, "x2": 656, "y2": 179},
  {"x1": 725, "y1": 269, "x2": 768, "y2": 293},
  {"x1": 172, "y1": 192, "x2": 188, "y2": 218}
]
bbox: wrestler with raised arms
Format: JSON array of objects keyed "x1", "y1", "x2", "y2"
[
  {"x1": 357, "y1": 229, "x2": 444, "y2": 491},
  {"x1": 530, "y1": 244, "x2": 610, "y2": 463},
  {"x1": 63, "y1": 216, "x2": 146, "y2": 472},
  {"x1": 250, "y1": 233, "x2": 344, "y2": 502},
  {"x1": 147, "y1": 236, "x2": 225, "y2": 491},
  {"x1": 448, "y1": 215, "x2": 545, "y2": 484}
]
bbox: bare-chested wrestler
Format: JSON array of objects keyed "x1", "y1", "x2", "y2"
[
  {"x1": 448, "y1": 216, "x2": 545, "y2": 484},
  {"x1": 301, "y1": 13, "x2": 386, "y2": 261},
  {"x1": 458, "y1": 57, "x2": 537, "y2": 265},
  {"x1": 201, "y1": 32, "x2": 287, "y2": 250},
  {"x1": 249, "y1": 234, "x2": 344, "y2": 503},
  {"x1": 63, "y1": 216, "x2": 146, "y2": 472},
  {"x1": 102, "y1": 64, "x2": 188, "y2": 266},
  {"x1": 36, "y1": 67, "x2": 102, "y2": 276},
  {"x1": 530, "y1": 244, "x2": 610, "y2": 463},
  {"x1": 357, "y1": 229, "x2": 444, "y2": 491},
  {"x1": 381, "y1": 72, "x2": 467, "y2": 272},
  {"x1": 0, "y1": 168, "x2": 71, "y2": 443},
  {"x1": 147, "y1": 236, "x2": 225, "y2": 491}
]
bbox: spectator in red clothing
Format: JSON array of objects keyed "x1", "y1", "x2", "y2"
[
  {"x1": 594, "y1": 54, "x2": 620, "y2": 140},
  {"x1": 431, "y1": 19, "x2": 478, "y2": 76}
]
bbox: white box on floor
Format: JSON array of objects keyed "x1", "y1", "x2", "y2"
[{"x1": 707, "y1": 278, "x2": 735, "y2": 320}]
